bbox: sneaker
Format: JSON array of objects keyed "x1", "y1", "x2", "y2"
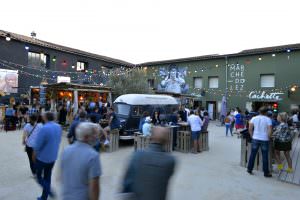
[
  {"x1": 264, "y1": 173, "x2": 272, "y2": 178},
  {"x1": 247, "y1": 170, "x2": 253, "y2": 175},
  {"x1": 286, "y1": 168, "x2": 293, "y2": 173},
  {"x1": 104, "y1": 139, "x2": 110, "y2": 146},
  {"x1": 277, "y1": 164, "x2": 283, "y2": 171}
]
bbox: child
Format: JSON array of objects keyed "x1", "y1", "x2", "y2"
[{"x1": 225, "y1": 112, "x2": 233, "y2": 136}]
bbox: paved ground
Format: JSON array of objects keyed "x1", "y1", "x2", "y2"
[{"x1": 0, "y1": 122, "x2": 299, "y2": 200}]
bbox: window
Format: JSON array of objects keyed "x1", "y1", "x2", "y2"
[
  {"x1": 208, "y1": 76, "x2": 219, "y2": 88},
  {"x1": 115, "y1": 104, "x2": 130, "y2": 115},
  {"x1": 147, "y1": 79, "x2": 154, "y2": 88},
  {"x1": 260, "y1": 74, "x2": 275, "y2": 88},
  {"x1": 77, "y1": 61, "x2": 87, "y2": 71},
  {"x1": 28, "y1": 52, "x2": 49, "y2": 68},
  {"x1": 193, "y1": 77, "x2": 203, "y2": 88}
]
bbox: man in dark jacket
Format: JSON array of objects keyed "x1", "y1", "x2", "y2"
[{"x1": 122, "y1": 126, "x2": 176, "y2": 200}]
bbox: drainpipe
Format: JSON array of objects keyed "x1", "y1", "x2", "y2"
[{"x1": 225, "y1": 56, "x2": 228, "y2": 104}]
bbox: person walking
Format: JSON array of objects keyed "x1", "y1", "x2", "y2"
[
  {"x1": 224, "y1": 112, "x2": 234, "y2": 136},
  {"x1": 67, "y1": 111, "x2": 87, "y2": 144},
  {"x1": 187, "y1": 110, "x2": 203, "y2": 153},
  {"x1": 247, "y1": 107, "x2": 273, "y2": 177},
  {"x1": 33, "y1": 112, "x2": 62, "y2": 200},
  {"x1": 22, "y1": 113, "x2": 43, "y2": 176},
  {"x1": 122, "y1": 126, "x2": 176, "y2": 200},
  {"x1": 273, "y1": 112, "x2": 293, "y2": 173},
  {"x1": 60, "y1": 122, "x2": 102, "y2": 200}
]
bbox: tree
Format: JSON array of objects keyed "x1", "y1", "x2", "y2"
[{"x1": 107, "y1": 68, "x2": 153, "y2": 98}]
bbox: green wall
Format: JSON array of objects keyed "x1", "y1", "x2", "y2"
[{"x1": 144, "y1": 50, "x2": 300, "y2": 114}]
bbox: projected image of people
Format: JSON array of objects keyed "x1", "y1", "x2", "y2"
[{"x1": 0, "y1": 71, "x2": 18, "y2": 93}]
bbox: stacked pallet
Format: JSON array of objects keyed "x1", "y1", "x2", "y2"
[{"x1": 108, "y1": 129, "x2": 119, "y2": 152}]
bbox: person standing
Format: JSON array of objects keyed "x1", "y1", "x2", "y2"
[
  {"x1": 224, "y1": 112, "x2": 234, "y2": 136},
  {"x1": 61, "y1": 122, "x2": 102, "y2": 200},
  {"x1": 187, "y1": 110, "x2": 203, "y2": 153},
  {"x1": 22, "y1": 113, "x2": 43, "y2": 176},
  {"x1": 152, "y1": 111, "x2": 161, "y2": 125},
  {"x1": 122, "y1": 126, "x2": 176, "y2": 200},
  {"x1": 201, "y1": 111, "x2": 210, "y2": 132},
  {"x1": 273, "y1": 112, "x2": 293, "y2": 173},
  {"x1": 33, "y1": 112, "x2": 62, "y2": 200},
  {"x1": 169, "y1": 108, "x2": 179, "y2": 150},
  {"x1": 142, "y1": 116, "x2": 152, "y2": 136},
  {"x1": 247, "y1": 107, "x2": 272, "y2": 177},
  {"x1": 234, "y1": 108, "x2": 245, "y2": 138},
  {"x1": 139, "y1": 111, "x2": 150, "y2": 132}
]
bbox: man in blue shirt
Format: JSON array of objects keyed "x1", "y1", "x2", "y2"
[
  {"x1": 61, "y1": 122, "x2": 102, "y2": 200},
  {"x1": 67, "y1": 111, "x2": 87, "y2": 144},
  {"x1": 33, "y1": 112, "x2": 62, "y2": 200}
]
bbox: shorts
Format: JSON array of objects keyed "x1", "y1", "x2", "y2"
[
  {"x1": 274, "y1": 141, "x2": 292, "y2": 151},
  {"x1": 235, "y1": 124, "x2": 245, "y2": 129},
  {"x1": 191, "y1": 131, "x2": 200, "y2": 140}
]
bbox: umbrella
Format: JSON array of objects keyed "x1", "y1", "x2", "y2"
[{"x1": 220, "y1": 96, "x2": 227, "y2": 117}]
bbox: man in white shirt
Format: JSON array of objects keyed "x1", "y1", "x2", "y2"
[
  {"x1": 247, "y1": 107, "x2": 272, "y2": 177},
  {"x1": 187, "y1": 111, "x2": 203, "y2": 153},
  {"x1": 292, "y1": 111, "x2": 299, "y2": 123}
]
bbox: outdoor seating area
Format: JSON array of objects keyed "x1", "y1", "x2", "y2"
[{"x1": 134, "y1": 124, "x2": 209, "y2": 154}]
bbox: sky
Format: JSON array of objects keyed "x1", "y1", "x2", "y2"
[{"x1": 1, "y1": 0, "x2": 300, "y2": 64}]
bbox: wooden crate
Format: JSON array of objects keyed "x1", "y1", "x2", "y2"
[
  {"x1": 134, "y1": 133, "x2": 150, "y2": 151},
  {"x1": 108, "y1": 129, "x2": 119, "y2": 152},
  {"x1": 176, "y1": 131, "x2": 191, "y2": 153},
  {"x1": 163, "y1": 126, "x2": 174, "y2": 152},
  {"x1": 199, "y1": 131, "x2": 209, "y2": 151},
  {"x1": 240, "y1": 138, "x2": 272, "y2": 172}
]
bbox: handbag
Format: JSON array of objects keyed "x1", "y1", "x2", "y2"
[{"x1": 24, "y1": 123, "x2": 38, "y2": 152}]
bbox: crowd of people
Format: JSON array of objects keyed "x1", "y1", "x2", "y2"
[
  {"x1": 12, "y1": 99, "x2": 300, "y2": 199},
  {"x1": 19, "y1": 100, "x2": 177, "y2": 200},
  {"x1": 138, "y1": 105, "x2": 210, "y2": 153},
  {"x1": 222, "y1": 106, "x2": 300, "y2": 178}
]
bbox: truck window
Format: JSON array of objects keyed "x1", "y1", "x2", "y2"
[{"x1": 116, "y1": 104, "x2": 130, "y2": 116}]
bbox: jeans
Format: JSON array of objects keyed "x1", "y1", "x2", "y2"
[
  {"x1": 35, "y1": 159, "x2": 55, "y2": 200},
  {"x1": 247, "y1": 139, "x2": 270, "y2": 175},
  {"x1": 225, "y1": 124, "x2": 232, "y2": 136},
  {"x1": 25, "y1": 146, "x2": 36, "y2": 174}
]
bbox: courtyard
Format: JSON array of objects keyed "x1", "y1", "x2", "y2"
[{"x1": 0, "y1": 122, "x2": 299, "y2": 200}]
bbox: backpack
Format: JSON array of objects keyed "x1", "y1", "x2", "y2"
[{"x1": 224, "y1": 116, "x2": 231, "y2": 123}]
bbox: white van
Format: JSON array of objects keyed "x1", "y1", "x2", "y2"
[{"x1": 114, "y1": 94, "x2": 178, "y2": 140}]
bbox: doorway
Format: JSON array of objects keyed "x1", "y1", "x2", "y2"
[{"x1": 206, "y1": 101, "x2": 216, "y2": 120}]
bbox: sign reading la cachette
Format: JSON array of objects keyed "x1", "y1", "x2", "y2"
[{"x1": 248, "y1": 91, "x2": 284, "y2": 101}]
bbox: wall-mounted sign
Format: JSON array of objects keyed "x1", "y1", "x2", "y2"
[
  {"x1": 228, "y1": 63, "x2": 246, "y2": 91},
  {"x1": 57, "y1": 76, "x2": 71, "y2": 83},
  {"x1": 248, "y1": 91, "x2": 284, "y2": 101}
]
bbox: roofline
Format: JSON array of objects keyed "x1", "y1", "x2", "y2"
[
  {"x1": 138, "y1": 43, "x2": 300, "y2": 66},
  {"x1": 1, "y1": 29, "x2": 300, "y2": 67},
  {"x1": 0, "y1": 30, "x2": 135, "y2": 67}
]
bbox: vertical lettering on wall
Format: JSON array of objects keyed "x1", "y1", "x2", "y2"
[{"x1": 228, "y1": 63, "x2": 246, "y2": 91}]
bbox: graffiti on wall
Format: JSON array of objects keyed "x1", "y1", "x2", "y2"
[
  {"x1": 228, "y1": 63, "x2": 246, "y2": 91},
  {"x1": 157, "y1": 65, "x2": 189, "y2": 94}
]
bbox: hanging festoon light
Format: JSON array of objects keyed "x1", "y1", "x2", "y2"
[
  {"x1": 25, "y1": 45, "x2": 29, "y2": 50},
  {"x1": 52, "y1": 56, "x2": 57, "y2": 62},
  {"x1": 5, "y1": 33, "x2": 11, "y2": 41}
]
